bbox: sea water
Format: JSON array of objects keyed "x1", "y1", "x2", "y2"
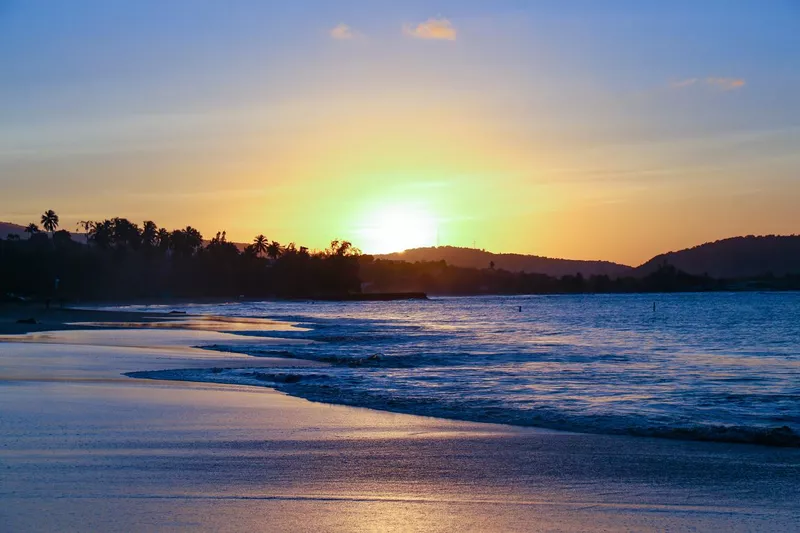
[{"x1": 118, "y1": 293, "x2": 800, "y2": 446}]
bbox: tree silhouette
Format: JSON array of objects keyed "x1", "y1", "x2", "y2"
[
  {"x1": 142, "y1": 221, "x2": 158, "y2": 248},
  {"x1": 41, "y1": 210, "x2": 59, "y2": 234},
  {"x1": 267, "y1": 240, "x2": 282, "y2": 260},
  {"x1": 184, "y1": 227, "x2": 203, "y2": 252},
  {"x1": 243, "y1": 244, "x2": 259, "y2": 258},
  {"x1": 53, "y1": 229, "x2": 72, "y2": 247},
  {"x1": 253, "y1": 235, "x2": 268, "y2": 257},
  {"x1": 328, "y1": 239, "x2": 359, "y2": 257},
  {"x1": 170, "y1": 226, "x2": 203, "y2": 256},
  {"x1": 88, "y1": 220, "x2": 113, "y2": 249},
  {"x1": 156, "y1": 228, "x2": 171, "y2": 252},
  {"x1": 25, "y1": 223, "x2": 40, "y2": 235},
  {"x1": 76, "y1": 220, "x2": 94, "y2": 246},
  {"x1": 111, "y1": 218, "x2": 142, "y2": 249}
]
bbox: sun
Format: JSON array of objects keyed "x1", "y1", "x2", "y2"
[{"x1": 357, "y1": 204, "x2": 438, "y2": 254}]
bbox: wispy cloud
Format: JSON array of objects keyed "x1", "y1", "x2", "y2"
[
  {"x1": 706, "y1": 77, "x2": 746, "y2": 90},
  {"x1": 671, "y1": 77, "x2": 746, "y2": 90},
  {"x1": 671, "y1": 78, "x2": 699, "y2": 88},
  {"x1": 403, "y1": 18, "x2": 457, "y2": 41},
  {"x1": 330, "y1": 23, "x2": 355, "y2": 40}
]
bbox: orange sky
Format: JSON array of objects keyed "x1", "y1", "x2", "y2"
[{"x1": 1, "y1": 2, "x2": 798, "y2": 266}]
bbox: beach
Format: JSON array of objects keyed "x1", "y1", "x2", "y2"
[{"x1": 1, "y1": 304, "x2": 799, "y2": 532}]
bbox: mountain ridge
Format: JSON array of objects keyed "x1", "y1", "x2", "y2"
[
  {"x1": 375, "y1": 235, "x2": 800, "y2": 279},
  {"x1": 632, "y1": 235, "x2": 800, "y2": 278},
  {"x1": 375, "y1": 246, "x2": 633, "y2": 278}
]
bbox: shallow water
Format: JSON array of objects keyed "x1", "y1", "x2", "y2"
[{"x1": 112, "y1": 293, "x2": 800, "y2": 446}]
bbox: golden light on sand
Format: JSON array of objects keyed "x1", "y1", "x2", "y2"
[{"x1": 357, "y1": 204, "x2": 438, "y2": 254}]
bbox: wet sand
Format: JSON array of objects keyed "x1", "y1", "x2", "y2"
[{"x1": 1, "y1": 306, "x2": 799, "y2": 531}]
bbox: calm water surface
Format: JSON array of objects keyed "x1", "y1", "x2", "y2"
[{"x1": 116, "y1": 293, "x2": 800, "y2": 446}]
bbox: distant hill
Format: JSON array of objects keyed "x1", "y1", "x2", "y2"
[
  {"x1": 634, "y1": 235, "x2": 800, "y2": 278},
  {"x1": 0, "y1": 221, "x2": 88, "y2": 243},
  {"x1": 375, "y1": 246, "x2": 633, "y2": 278},
  {"x1": 0, "y1": 221, "x2": 27, "y2": 239}
]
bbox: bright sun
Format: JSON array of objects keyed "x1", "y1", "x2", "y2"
[{"x1": 358, "y1": 204, "x2": 438, "y2": 254}]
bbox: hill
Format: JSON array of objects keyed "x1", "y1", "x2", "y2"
[
  {"x1": 0, "y1": 222, "x2": 27, "y2": 239},
  {"x1": 375, "y1": 246, "x2": 633, "y2": 278},
  {"x1": 634, "y1": 235, "x2": 800, "y2": 278},
  {"x1": 0, "y1": 221, "x2": 88, "y2": 243}
]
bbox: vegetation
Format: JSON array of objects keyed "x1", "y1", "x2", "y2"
[
  {"x1": 41, "y1": 210, "x2": 59, "y2": 234},
  {"x1": 360, "y1": 257, "x2": 800, "y2": 295},
  {"x1": 1, "y1": 210, "x2": 799, "y2": 302},
  {"x1": 1, "y1": 212, "x2": 360, "y2": 301}
]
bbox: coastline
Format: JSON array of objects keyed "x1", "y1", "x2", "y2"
[{"x1": 1, "y1": 304, "x2": 799, "y2": 531}]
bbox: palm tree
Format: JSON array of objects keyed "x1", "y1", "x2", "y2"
[
  {"x1": 253, "y1": 235, "x2": 268, "y2": 257},
  {"x1": 141, "y1": 221, "x2": 158, "y2": 248},
  {"x1": 266, "y1": 240, "x2": 282, "y2": 260},
  {"x1": 41, "y1": 210, "x2": 59, "y2": 234},
  {"x1": 183, "y1": 226, "x2": 203, "y2": 253},
  {"x1": 170, "y1": 226, "x2": 203, "y2": 257},
  {"x1": 156, "y1": 228, "x2": 171, "y2": 252},
  {"x1": 243, "y1": 244, "x2": 259, "y2": 258},
  {"x1": 89, "y1": 220, "x2": 113, "y2": 249},
  {"x1": 24, "y1": 223, "x2": 40, "y2": 235}
]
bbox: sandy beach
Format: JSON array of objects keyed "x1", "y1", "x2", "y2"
[{"x1": 1, "y1": 304, "x2": 799, "y2": 532}]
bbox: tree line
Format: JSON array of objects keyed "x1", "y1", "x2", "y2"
[
  {"x1": 3, "y1": 210, "x2": 798, "y2": 302},
  {"x1": 2, "y1": 211, "x2": 360, "y2": 301},
  {"x1": 359, "y1": 257, "x2": 800, "y2": 295}
]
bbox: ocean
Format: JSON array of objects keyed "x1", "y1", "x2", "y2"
[{"x1": 117, "y1": 292, "x2": 800, "y2": 446}]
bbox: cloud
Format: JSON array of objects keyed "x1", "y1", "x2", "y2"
[
  {"x1": 403, "y1": 18, "x2": 457, "y2": 41},
  {"x1": 330, "y1": 23, "x2": 355, "y2": 40},
  {"x1": 671, "y1": 78, "x2": 699, "y2": 88},
  {"x1": 706, "y1": 77, "x2": 746, "y2": 90},
  {"x1": 671, "y1": 77, "x2": 745, "y2": 90}
]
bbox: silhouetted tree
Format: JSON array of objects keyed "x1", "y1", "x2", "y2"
[
  {"x1": 170, "y1": 226, "x2": 203, "y2": 257},
  {"x1": 25, "y1": 223, "x2": 40, "y2": 235},
  {"x1": 253, "y1": 235, "x2": 268, "y2": 257},
  {"x1": 328, "y1": 239, "x2": 359, "y2": 257},
  {"x1": 243, "y1": 244, "x2": 259, "y2": 258},
  {"x1": 142, "y1": 221, "x2": 158, "y2": 248},
  {"x1": 267, "y1": 240, "x2": 282, "y2": 260},
  {"x1": 156, "y1": 228, "x2": 171, "y2": 252},
  {"x1": 110, "y1": 218, "x2": 141, "y2": 249},
  {"x1": 53, "y1": 229, "x2": 72, "y2": 247},
  {"x1": 207, "y1": 231, "x2": 239, "y2": 256},
  {"x1": 41, "y1": 210, "x2": 59, "y2": 234},
  {"x1": 88, "y1": 220, "x2": 113, "y2": 249},
  {"x1": 76, "y1": 220, "x2": 94, "y2": 246}
]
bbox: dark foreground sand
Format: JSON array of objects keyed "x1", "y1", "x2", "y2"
[{"x1": 1, "y1": 304, "x2": 799, "y2": 532}]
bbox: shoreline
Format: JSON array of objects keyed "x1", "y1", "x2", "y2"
[
  {"x1": 1, "y1": 303, "x2": 799, "y2": 531},
  {"x1": 4, "y1": 302, "x2": 798, "y2": 448}
]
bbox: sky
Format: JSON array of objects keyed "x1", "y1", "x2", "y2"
[{"x1": 1, "y1": 0, "x2": 798, "y2": 265}]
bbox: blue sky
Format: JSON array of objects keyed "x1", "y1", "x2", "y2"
[{"x1": 1, "y1": 1, "x2": 798, "y2": 263}]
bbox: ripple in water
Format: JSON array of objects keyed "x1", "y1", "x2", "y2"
[{"x1": 120, "y1": 293, "x2": 800, "y2": 447}]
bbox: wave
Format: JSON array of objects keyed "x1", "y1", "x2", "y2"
[
  {"x1": 118, "y1": 294, "x2": 800, "y2": 449},
  {"x1": 127, "y1": 367, "x2": 800, "y2": 448}
]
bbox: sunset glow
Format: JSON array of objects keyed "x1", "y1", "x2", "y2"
[
  {"x1": 357, "y1": 203, "x2": 439, "y2": 254},
  {"x1": 2, "y1": 4, "x2": 800, "y2": 531},
  {"x1": 1, "y1": 1, "x2": 798, "y2": 265}
]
